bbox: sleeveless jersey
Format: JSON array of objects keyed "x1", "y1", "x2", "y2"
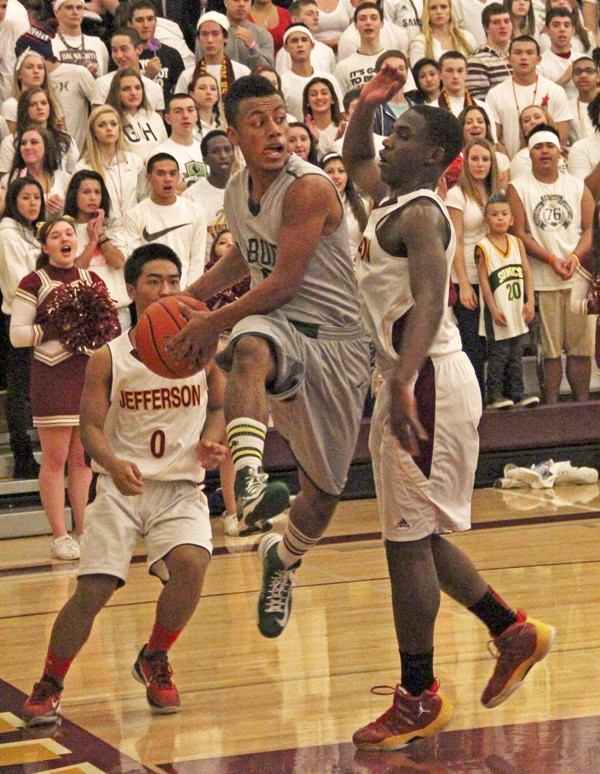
[
  {"x1": 510, "y1": 171, "x2": 584, "y2": 292},
  {"x1": 224, "y1": 153, "x2": 362, "y2": 327},
  {"x1": 356, "y1": 189, "x2": 462, "y2": 369},
  {"x1": 476, "y1": 234, "x2": 528, "y2": 341},
  {"x1": 91, "y1": 331, "x2": 208, "y2": 483}
]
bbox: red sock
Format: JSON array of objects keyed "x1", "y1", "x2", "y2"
[
  {"x1": 147, "y1": 621, "x2": 182, "y2": 654},
  {"x1": 43, "y1": 649, "x2": 73, "y2": 684}
]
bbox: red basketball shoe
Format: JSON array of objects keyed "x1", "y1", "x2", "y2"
[
  {"x1": 353, "y1": 679, "x2": 454, "y2": 750},
  {"x1": 132, "y1": 645, "x2": 180, "y2": 714},
  {"x1": 23, "y1": 675, "x2": 63, "y2": 725},
  {"x1": 481, "y1": 610, "x2": 556, "y2": 708}
]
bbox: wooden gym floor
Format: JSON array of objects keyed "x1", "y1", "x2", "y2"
[{"x1": 0, "y1": 483, "x2": 599, "y2": 773}]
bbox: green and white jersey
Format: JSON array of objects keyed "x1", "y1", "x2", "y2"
[{"x1": 477, "y1": 234, "x2": 529, "y2": 341}]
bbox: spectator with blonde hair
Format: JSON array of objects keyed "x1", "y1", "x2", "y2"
[
  {"x1": 447, "y1": 137, "x2": 501, "y2": 396},
  {"x1": 75, "y1": 104, "x2": 146, "y2": 227},
  {"x1": 409, "y1": 0, "x2": 476, "y2": 67},
  {"x1": 1, "y1": 49, "x2": 58, "y2": 133}
]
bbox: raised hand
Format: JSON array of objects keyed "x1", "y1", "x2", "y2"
[{"x1": 359, "y1": 63, "x2": 406, "y2": 107}]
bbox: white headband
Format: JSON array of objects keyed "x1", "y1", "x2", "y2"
[
  {"x1": 283, "y1": 25, "x2": 316, "y2": 46},
  {"x1": 197, "y1": 12, "x2": 230, "y2": 33},
  {"x1": 16, "y1": 48, "x2": 44, "y2": 72},
  {"x1": 528, "y1": 130, "x2": 560, "y2": 150}
]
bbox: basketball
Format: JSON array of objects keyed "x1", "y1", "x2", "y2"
[{"x1": 135, "y1": 295, "x2": 215, "y2": 379}]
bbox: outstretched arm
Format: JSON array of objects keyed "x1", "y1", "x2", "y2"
[{"x1": 344, "y1": 64, "x2": 404, "y2": 205}]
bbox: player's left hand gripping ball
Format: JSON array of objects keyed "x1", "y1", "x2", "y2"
[{"x1": 136, "y1": 296, "x2": 217, "y2": 378}]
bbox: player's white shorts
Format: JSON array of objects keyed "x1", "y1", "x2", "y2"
[
  {"x1": 370, "y1": 351, "x2": 482, "y2": 542},
  {"x1": 78, "y1": 476, "x2": 213, "y2": 585}
]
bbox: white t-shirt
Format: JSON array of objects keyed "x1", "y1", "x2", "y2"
[
  {"x1": 92, "y1": 71, "x2": 165, "y2": 112},
  {"x1": 124, "y1": 196, "x2": 207, "y2": 288},
  {"x1": 341, "y1": 194, "x2": 368, "y2": 261},
  {"x1": 509, "y1": 170, "x2": 584, "y2": 290},
  {"x1": 280, "y1": 68, "x2": 344, "y2": 122},
  {"x1": 337, "y1": 22, "x2": 408, "y2": 62},
  {"x1": 152, "y1": 137, "x2": 207, "y2": 185},
  {"x1": 121, "y1": 109, "x2": 168, "y2": 161},
  {"x1": 537, "y1": 50, "x2": 578, "y2": 99},
  {"x1": 0, "y1": 96, "x2": 17, "y2": 123},
  {"x1": 382, "y1": 0, "x2": 423, "y2": 43},
  {"x1": 446, "y1": 185, "x2": 486, "y2": 284},
  {"x1": 48, "y1": 63, "x2": 96, "y2": 150},
  {"x1": 175, "y1": 60, "x2": 250, "y2": 95},
  {"x1": 567, "y1": 131, "x2": 600, "y2": 179},
  {"x1": 183, "y1": 177, "x2": 227, "y2": 260},
  {"x1": 0, "y1": 14, "x2": 28, "y2": 102},
  {"x1": 568, "y1": 94, "x2": 595, "y2": 144},
  {"x1": 315, "y1": 0, "x2": 351, "y2": 44},
  {"x1": 486, "y1": 75, "x2": 572, "y2": 157},
  {"x1": 6, "y1": 0, "x2": 28, "y2": 26},
  {"x1": 334, "y1": 51, "x2": 382, "y2": 96},
  {"x1": 275, "y1": 40, "x2": 336, "y2": 76},
  {"x1": 74, "y1": 220, "x2": 129, "y2": 308},
  {"x1": 315, "y1": 121, "x2": 339, "y2": 159},
  {"x1": 51, "y1": 32, "x2": 109, "y2": 75}
]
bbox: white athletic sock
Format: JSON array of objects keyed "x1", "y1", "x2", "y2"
[
  {"x1": 227, "y1": 418, "x2": 267, "y2": 473},
  {"x1": 278, "y1": 520, "x2": 318, "y2": 567}
]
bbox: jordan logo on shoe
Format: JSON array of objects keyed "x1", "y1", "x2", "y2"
[
  {"x1": 51, "y1": 699, "x2": 60, "y2": 709},
  {"x1": 417, "y1": 702, "x2": 431, "y2": 718}
]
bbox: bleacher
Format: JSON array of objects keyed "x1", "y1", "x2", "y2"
[{"x1": 2, "y1": 358, "x2": 599, "y2": 539}]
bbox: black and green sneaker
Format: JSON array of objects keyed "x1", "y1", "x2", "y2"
[
  {"x1": 257, "y1": 533, "x2": 301, "y2": 638},
  {"x1": 235, "y1": 466, "x2": 290, "y2": 535}
]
